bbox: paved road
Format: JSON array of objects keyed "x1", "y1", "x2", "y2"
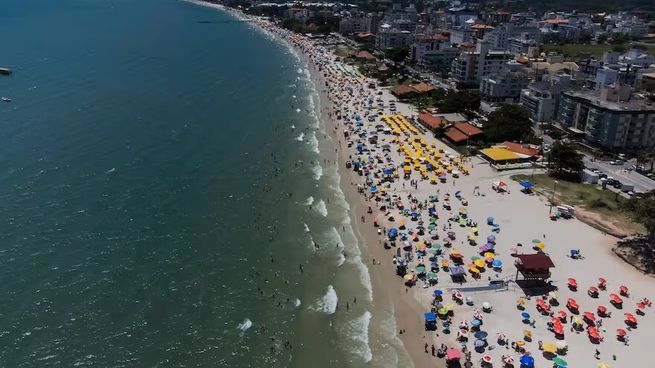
[{"x1": 583, "y1": 157, "x2": 655, "y2": 193}]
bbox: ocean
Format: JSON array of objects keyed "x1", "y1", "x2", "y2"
[{"x1": 0, "y1": 0, "x2": 401, "y2": 366}]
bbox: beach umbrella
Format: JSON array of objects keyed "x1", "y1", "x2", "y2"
[
  {"x1": 437, "y1": 307, "x2": 448, "y2": 315},
  {"x1": 446, "y1": 348, "x2": 462, "y2": 360},
  {"x1": 583, "y1": 311, "x2": 596, "y2": 322},
  {"x1": 416, "y1": 265, "x2": 427, "y2": 274},
  {"x1": 474, "y1": 330, "x2": 488, "y2": 340},
  {"x1": 624, "y1": 313, "x2": 637, "y2": 324},
  {"x1": 427, "y1": 248, "x2": 440, "y2": 256},
  {"x1": 535, "y1": 242, "x2": 545, "y2": 250},
  {"x1": 492, "y1": 259, "x2": 503, "y2": 268},
  {"x1": 470, "y1": 255, "x2": 481, "y2": 261},
  {"x1": 482, "y1": 355, "x2": 493, "y2": 363},
  {"x1": 620, "y1": 285, "x2": 629, "y2": 295},
  {"x1": 433, "y1": 289, "x2": 443, "y2": 296},
  {"x1": 552, "y1": 357, "x2": 568, "y2": 367},
  {"x1": 520, "y1": 181, "x2": 535, "y2": 188},
  {"x1": 427, "y1": 272, "x2": 438, "y2": 280},
  {"x1": 616, "y1": 328, "x2": 627, "y2": 337},
  {"x1": 471, "y1": 319, "x2": 481, "y2": 327},
  {"x1": 531, "y1": 239, "x2": 541, "y2": 244},
  {"x1": 521, "y1": 312, "x2": 530, "y2": 320},
  {"x1": 555, "y1": 340, "x2": 568, "y2": 349},
  {"x1": 515, "y1": 340, "x2": 526, "y2": 347},
  {"x1": 598, "y1": 305, "x2": 608, "y2": 315},
  {"x1": 542, "y1": 342, "x2": 557, "y2": 353},
  {"x1": 474, "y1": 259, "x2": 486, "y2": 268},
  {"x1": 502, "y1": 355, "x2": 515, "y2": 364},
  {"x1": 474, "y1": 339, "x2": 486, "y2": 348},
  {"x1": 610, "y1": 293, "x2": 623, "y2": 304},
  {"x1": 598, "y1": 363, "x2": 610, "y2": 368},
  {"x1": 557, "y1": 310, "x2": 567, "y2": 320},
  {"x1": 469, "y1": 268, "x2": 480, "y2": 274},
  {"x1": 487, "y1": 235, "x2": 495, "y2": 242},
  {"x1": 519, "y1": 355, "x2": 534, "y2": 367},
  {"x1": 403, "y1": 274, "x2": 414, "y2": 281},
  {"x1": 445, "y1": 302, "x2": 455, "y2": 311},
  {"x1": 486, "y1": 216, "x2": 494, "y2": 224}
]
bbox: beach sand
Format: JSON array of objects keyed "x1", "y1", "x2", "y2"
[{"x1": 206, "y1": 6, "x2": 655, "y2": 367}]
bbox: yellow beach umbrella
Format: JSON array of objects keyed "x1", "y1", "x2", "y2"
[
  {"x1": 445, "y1": 302, "x2": 455, "y2": 311},
  {"x1": 416, "y1": 242, "x2": 426, "y2": 250},
  {"x1": 483, "y1": 252, "x2": 495, "y2": 258},
  {"x1": 598, "y1": 363, "x2": 610, "y2": 368},
  {"x1": 536, "y1": 243, "x2": 546, "y2": 249},
  {"x1": 470, "y1": 268, "x2": 480, "y2": 274},
  {"x1": 403, "y1": 274, "x2": 414, "y2": 281},
  {"x1": 515, "y1": 340, "x2": 526, "y2": 347},
  {"x1": 474, "y1": 259, "x2": 486, "y2": 268},
  {"x1": 542, "y1": 342, "x2": 557, "y2": 353}
]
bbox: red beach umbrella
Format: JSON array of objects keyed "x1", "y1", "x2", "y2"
[
  {"x1": 446, "y1": 348, "x2": 462, "y2": 360},
  {"x1": 588, "y1": 326, "x2": 601, "y2": 339},
  {"x1": 597, "y1": 305, "x2": 608, "y2": 315},
  {"x1": 610, "y1": 293, "x2": 623, "y2": 304},
  {"x1": 583, "y1": 311, "x2": 596, "y2": 322},
  {"x1": 557, "y1": 310, "x2": 567, "y2": 320},
  {"x1": 619, "y1": 285, "x2": 629, "y2": 295},
  {"x1": 566, "y1": 298, "x2": 579, "y2": 311},
  {"x1": 616, "y1": 329, "x2": 627, "y2": 337},
  {"x1": 567, "y1": 278, "x2": 577, "y2": 287},
  {"x1": 624, "y1": 313, "x2": 637, "y2": 324},
  {"x1": 588, "y1": 286, "x2": 599, "y2": 295},
  {"x1": 553, "y1": 322, "x2": 564, "y2": 335}
]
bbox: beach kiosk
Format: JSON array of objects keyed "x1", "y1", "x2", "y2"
[{"x1": 514, "y1": 253, "x2": 555, "y2": 282}]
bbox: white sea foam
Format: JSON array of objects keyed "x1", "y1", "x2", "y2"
[
  {"x1": 294, "y1": 298, "x2": 301, "y2": 307},
  {"x1": 307, "y1": 131, "x2": 320, "y2": 154},
  {"x1": 303, "y1": 223, "x2": 310, "y2": 233},
  {"x1": 305, "y1": 196, "x2": 314, "y2": 206},
  {"x1": 314, "y1": 199, "x2": 328, "y2": 217},
  {"x1": 291, "y1": 124, "x2": 295, "y2": 129},
  {"x1": 295, "y1": 108, "x2": 301, "y2": 113},
  {"x1": 315, "y1": 285, "x2": 338, "y2": 314},
  {"x1": 336, "y1": 252, "x2": 346, "y2": 267},
  {"x1": 344, "y1": 311, "x2": 373, "y2": 363},
  {"x1": 295, "y1": 132, "x2": 305, "y2": 142},
  {"x1": 236, "y1": 318, "x2": 253, "y2": 333},
  {"x1": 312, "y1": 161, "x2": 323, "y2": 180},
  {"x1": 352, "y1": 255, "x2": 373, "y2": 302}
]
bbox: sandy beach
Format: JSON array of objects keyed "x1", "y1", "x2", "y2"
[{"x1": 209, "y1": 6, "x2": 655, "y2": 368}]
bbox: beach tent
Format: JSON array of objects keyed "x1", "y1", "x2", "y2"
[{"x1": 424, "y1": 312, "x2": 437, "y2": 330}]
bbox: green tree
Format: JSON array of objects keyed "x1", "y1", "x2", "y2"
[
  {"x1": 482, "y1": 104, "x2": 535, "y2": 143},
  {"x1": 385, "y1": 46, "x2": 409, "y2": 63},
  {"x1": 624, "y1": 191, "x2": 655, "y2": 245},
  {"x1": 438, "y1": 90, "x2": 480, "y2": 113},
  {"x1": 546, "y1": 140, "x2": 585, "y2": 177}
]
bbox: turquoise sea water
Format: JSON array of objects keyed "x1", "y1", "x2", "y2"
[{"x1": 0, "y1": 0, "x2": 395, "y2": 367}]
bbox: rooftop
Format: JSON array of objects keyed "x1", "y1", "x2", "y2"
[
  {"x1": 516, "y1": 253, "x2": 555, "y2": 269},
  {"x1": 564, "y1": 89, "x2": 655, "y2": 112}
]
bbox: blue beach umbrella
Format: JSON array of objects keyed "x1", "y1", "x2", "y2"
[
  {"x1": 520, "y1": 181, "x2": 534, "y2": 188},
  {"x1": 487, "y1": 235, "x2": 496, "y2": 243},
  {"x1": 486, "y1": 216, "x2": 494, "y2": 224},
  {"x1": 433, "y1": 289, "x2": 443, "y2": 296},
  {"x1": 519, "y1": 355, "x2": 535, "y2": 367},
  {"x1": 474, "y1": 331, "x2": 488, "y2": 340},
  {"x1": 474, "y1": 339, "x2": 486, "y2": 348},
  {"x1": 388, "y1": 228, "x2": 398, "y2": 238},
  {"x1": 471, "y1": 319, "x2": 481, "y2": 327},
  {"x1": 521, "y1": 312, "x2": 530, "y2": 320},
  {"x1": 370, "y1": 186, "x2": 377, "y2": 193},
  {"x1": 492, "y1": 259, "x2": 503, "y2": 268}
]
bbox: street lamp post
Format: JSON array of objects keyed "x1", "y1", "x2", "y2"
[{"x1": 548, "y1": 180, "x2": 559, "y2": 216}]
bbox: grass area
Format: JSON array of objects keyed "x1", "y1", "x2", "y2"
[
  {"x1": 541, "y1": 43, "x2": 655, "y2": 57},
  {"x1": 511, "y1": 174, "x2": 644, "y2": 235}
]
